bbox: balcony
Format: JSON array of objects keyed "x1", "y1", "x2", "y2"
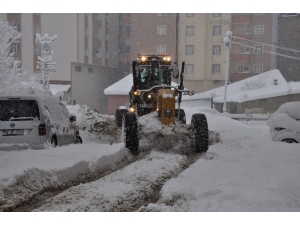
[
  {"x1": 232, "y1": 15, "x2": 252, "y2": 24},
  {"x1": 230, "y1": 54, "x2": 250, "y2": 62}
]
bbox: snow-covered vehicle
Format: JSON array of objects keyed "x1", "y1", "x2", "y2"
[
  {"x1": 0, "y1": 88, "x2": 82, "y2": 150},
  {"x1": 267, "y1": 101, "x2": 300, "y2": 143}
]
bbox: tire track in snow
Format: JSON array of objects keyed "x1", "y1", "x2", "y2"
[{"x1": 33, "y1": 151, "x2": 188, "y2": 212}]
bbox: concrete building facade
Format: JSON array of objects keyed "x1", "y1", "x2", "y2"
[{"x1": 177, "y1": 13, "x2": 231, "y2": 93}]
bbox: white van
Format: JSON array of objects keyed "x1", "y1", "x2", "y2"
[{"x1": 0, "y1": 89, "x2": 82, "y2": 150}]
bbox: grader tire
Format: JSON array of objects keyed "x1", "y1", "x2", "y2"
[
  {"x1": 125, "y1": 113, "x2": 139, "y2": 152},
  {"x1": 115, "y1": 109, "x2": 128, "y2": 127},
  {"x1": 191, "y1": 113, "x2": 209, "y2": 153},
  {"x1": 175, "y1": 109, "x2": 186, "y2": 124}
]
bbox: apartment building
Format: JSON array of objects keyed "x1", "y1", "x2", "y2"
[
  {"x1": 177, "y1": 13, "x2": 231, "y2": 93},
  {"x1": 229, "y1": 13, "x2": 279, "y2": 82},
  {"x1": 277, "y1": 13, "x2": 300, "y2": 82},
  {"x1": 119, "y1": 13, "x2": 177, "y2": 74}
]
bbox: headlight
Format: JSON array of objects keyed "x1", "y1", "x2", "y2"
[
  {"x1": 148, "y1": 94, "x2": 151, "y2": 99},
  {"x1": 141, "y1": 56, "x2": 147, "y2": 62},
  {"x1": 130, "y1": 107, "x2": 135, "y2": 112},
  {"x1": 164, "y1": 109, "x2": 173, "y2": 118},
  {"x1": 134, "y1": 90, "x2": 141, "y2": 96}
]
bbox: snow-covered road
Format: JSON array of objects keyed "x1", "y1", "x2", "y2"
[{"x1": 34, "y1": 151, "x2": 186, "y2": 212}]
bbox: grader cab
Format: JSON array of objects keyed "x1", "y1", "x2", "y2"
[{"x1": 115, "y1": 53, "x2": 209, "y2": 153}]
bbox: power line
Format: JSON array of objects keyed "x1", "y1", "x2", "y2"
[
  {"x1": 232, "y1": 41, "x2": 300, "y2": 61},
  {"x1": 232, "y1": 35, "x2": 300, "y2": 54}
]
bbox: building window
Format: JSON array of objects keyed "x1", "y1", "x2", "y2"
[
  {"x1": 212, "y1": 45, "x2": 221, "y2": 55},
  {"x1": 123, "y1": 44, "x2": 130, "y2": 53},
  {"x1": 240, "y1": 26, "x2": 250, "y2": 35},
  {"x1": 238, "y1": 66, "x2": 249, "y2": 73},
  {"x1": 213, "y1": 25, "x2": 221, "y2": 36},
  {"x1": 157, "y1": 45, "x2": 166, "y2": 54},
  {"x1": 157, "y1": 25, "x2": 166, "y2": 35},
  {"x1": 84, "y1": 48, "x2": 89, "y2": 56},
  {"x1": 240, "y1": 47, "x2": 250, "y2": 54},
  {"x1": 186, "y1": 26, "x2": 195, "y2": 36},
  {"x1": 11, "y1": 42, "x2": 20, "y2": 54},
  {"x1": 254, "y1": 64, "x2": 263, "y2": 73},
  {"x1": 186, "y1": 64, "x2": 194, "y2": 74},
  {"x1": 213, "y1": 80, "x2": 220, "y2": 85},
  {"x1": 124, "y1": 25, "x2": 130, "y2": 36},
  {"x1": 34, "y1": 46, "x2": 40, "y2": 55},
  {"x1": 186, "y1": 13, "x2": 195, "y2": 17},
  {"x1": 75, "y1": 66, "x2": 81, "y2": 72},
  {"x1": 88, "y1": 68, "x2": 93, "y2": 73},
  {"x1": 254, "y1": 46, "x2": 263, "y2": 54},
  {"x1": 212, "y1": 64, "x2": 221, "y2": 73},
  {"x1": 186, "y1": 45, "x2": 194, "y2": 55},
  {"x1": 85, "y1": 28, "x2": 89, "y2": 37},
  {"x1": 254, "y1": 25, "x2": 264, "y2": 35},
  {"x1": 157, "y1": 13, "x2": 166, "y2": 16},
  {"x1": 34, "y1": 25, "x2": 40, "y2": 34},
  {"x1": 11, "y1": 22, "x2": 20, "y2": 32},
  {"x1": 213, "y1": 13, "x2": 221, "y2": 17}
]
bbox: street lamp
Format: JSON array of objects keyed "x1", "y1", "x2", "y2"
[
  {"x1": 35, "y1": 33, "x2": 57, "y2": 90},
  {"x1": 223, "y1": 31, "x2": 232, "y2": 113}
]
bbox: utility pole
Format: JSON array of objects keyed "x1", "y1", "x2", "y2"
[
  {"x1": 223, "y1": 31, "x2": 232, "y2": 113},
  {"x1": 36, "y1": 33, "x2": 57, "y2": 90}
]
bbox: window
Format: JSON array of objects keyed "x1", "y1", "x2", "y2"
[
  {"x1": 11, "y1": 22, "x2": 20, "y2": 32},
  {"x1": 11, "y1": 42, "x2": 20, "y2": 54},
  {"x1": 238, "y1": 66, "x2": 249, "y2": 73},
  {"x1": 85, "y1": 28, "x2": 89, "y2": 37},
  {"x1": 157, "y1": 13, "x2": 166, "y2": 16},
  {"x1": 240, "y1": 47, "x2": 250, "y2": 54},
  {"x1": 157, "y1": 45, "x2": 166, "y2": 54},
  {"x1": 212, "y1": 64, "x2": 220, "y2": 73},
  {"x1": 88, "y1": 68, "x2": 93, "y2": 73},
  {"x1": 186, "y1": 64, "x2": 194, "y2": 73},
  {"x1": 75, "y1": 66, "x2": 81, "y2": 72},
  {"x1": 254, "y1": 46, "x2": 263, "y2": 54},
  {"x1": 34, "y1": 25, "x2": 40, "y2": 34},
  {"x1": 254, "y1": 64, "x2": 263, "y2": 73},
  {"x1": 123, "y1": 44, "x2": 130, "y2": 53},
  {"x1": 186, "y1": 26, "x2": 195, "y2": 36},
  {"x1": 157, "y1": 25, "x2": 166, "y2": 35},
  {"x1": 213, "y1": 13, "x2": 221, "y2": 17},
  {"x1": 212, "y1": 45, "x2": 221, "y2": 55},
  {"x1": 124, "y1": 25, "x2": 130, "y2": 36},
  {"x1": 34, "y1": 46, "x2": 40, "y2": 55},
  {"x1": 84, "y1": 48, "x2": 88, "y2": 56},
  {"x1": 213, "y1": 80, "x2": 220, "y2": 85},
  {"x1": 254, "y1": 25, "x2": 264, "y2": 35},
  {"x1": 186, "y1": 45, "x2": 194, "y2": 55},
  {"x1": 186, "y1": 13, "x2": 195, "y2": 17},
  {"x1": 213, "y1": 25, "x2": 221, "y2": 36},
  {"x1": 240, "y1": 26, "x2": 250, "y2": 35}
]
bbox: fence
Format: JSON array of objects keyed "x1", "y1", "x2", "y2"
[{"x1": 222, "y1": 113, "x2": 270, "y2": 125}]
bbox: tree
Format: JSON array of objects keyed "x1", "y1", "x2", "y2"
[{"x1": 0, "y1": 19, "x2": 23, "y2": 91}]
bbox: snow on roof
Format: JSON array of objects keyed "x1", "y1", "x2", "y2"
[
  {"x1": 182, "y1": 69, "x2": 300, "y2": 103},
  {"x1": 104, "y1": 73, "x2": 181, "y2": 95},
  {"x1": 49, "y1": 84, "x2": 71, "y2": 95}
]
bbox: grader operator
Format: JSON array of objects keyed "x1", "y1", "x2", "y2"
[{"x1": 115, "y1": 53, "x2": 209, "y2": 154}]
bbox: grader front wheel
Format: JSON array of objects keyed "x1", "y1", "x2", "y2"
[{"x1": 191, "y1": 113, "x2": 209, "y2": 153}]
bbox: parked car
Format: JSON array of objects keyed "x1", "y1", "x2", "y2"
[
  {"x1": 267, "y1": 101, "x2": 300, "y2": 143},
  {"x1": 0, "y1": 89, "x2": 82, "y2": 150}
]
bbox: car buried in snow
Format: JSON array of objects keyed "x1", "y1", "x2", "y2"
[
  {"x1": 0, "y1": 88, "x2": 82, "y2": 150},
  {"x1": 267, "y1": 101, "x2": 300, "y2": 144}
]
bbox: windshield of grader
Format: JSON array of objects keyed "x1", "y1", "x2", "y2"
[{"x1": 138, "y1": 65, "x2": 172, "y2": 89}]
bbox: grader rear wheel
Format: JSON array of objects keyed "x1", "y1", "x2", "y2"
[
  {"x1": 124, "y1": 113, "x2": 139, "y2": 152},
  {"x1": 191, "y1": 113, "x2": 209, "y2": 153}
]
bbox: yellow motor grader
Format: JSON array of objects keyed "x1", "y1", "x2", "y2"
[{"x1": 115, "y1": 53, "x2": 209, "y2": 153}]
